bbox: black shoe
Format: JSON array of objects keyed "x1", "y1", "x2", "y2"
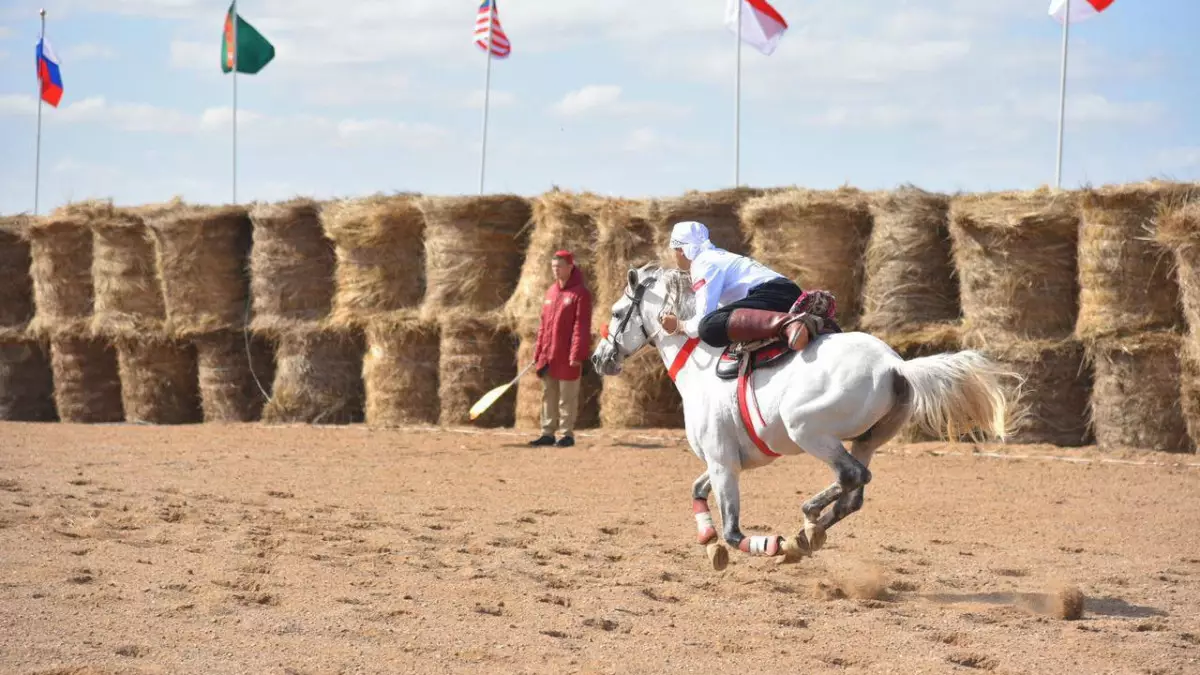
[
  {"x1": 529, "y1": 435, "x2": 556, "y2": 447},
  {"x1": 555, "y1": 436, "x2": 575, "y2": 448}
]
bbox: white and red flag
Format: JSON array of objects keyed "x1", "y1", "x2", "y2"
[
  {"x1": 725, "y1": 0, "x2": 787, "y2": 55},
  {"x1": 1049, "y1": 0, "x2": 1115, "y2": 24}
]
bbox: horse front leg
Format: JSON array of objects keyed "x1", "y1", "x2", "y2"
[
  {"x1": 691, "y1": 472, "x2": 718, "y2": 545},
  {"x1": 708, "y1": 462, "x2": 808, "y2": 566}
]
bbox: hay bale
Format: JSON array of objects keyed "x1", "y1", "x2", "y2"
[
  {"x1": 249, "y1": 198, "x2": 337, "y2": 331},
  {"x1": 876, "y1": 323, "x2": 961, "y2": 443},
  {"x1": 1178, "y1": 340, "x2": 1200, "y2": 453},
  {"x1": 417, "y1": 195, "x2": 532, "y2": 318},
  {"x1": 145, "y1": 203, "x2": 253, "y2": 337},
  {"x1": 25, "y1": 204, "x2": 96, "y2": 337},
  {"x1": 363, "y1": 311, "x2": 440, "y2": 426},
  {"x1": 194, "y1": 331, "x2": 275, "y2": 422},
  {"x1": 594, "y1": 199, "x2": 661, "y2": 327},
  {"x1": 512, "y1": 330, "x2": 601, "y2": 431},
  {"x1": 88, "y1": 204, "x2": 167, "y2": 339},
  {"x1": 322, "y1": 194, "x2": 426, "y2": 329},
  {"x1": 49, "y1": 335, "x2": 123, "y2": 423},
  {"x1": 0, "y1": 333, "x2": 56, "y2": 421},
  {"x1": 437, "y1": 312, "x2": 517, "y2": 427},
  {"x1": 504, "y1": 189, "x2": 603, "y2": 336},
  {"x1": 599, "y1": 347, "x2": 684, "y2": 429},
  {"x1": 948, "y1": 189, "x2": 1080, "y2": 340},
  {"x1": 740, "y1": 187, "x2": 873, "y2": 328},
  {"x1": 593, "y1": 199, "x2": 685, "y2": 428},
  {"x1": 1076, "y1": 181, "x2": 1195, "y2": 341},
  {"x1": 1155, "y1": 201, "x2": 1200, "y2": 339},
  {"x1": 962, "y1": 331, "x2": 1091, "y2": 446},
  {"x1": 114, "y1": 337, "x2": 202, "y2": 424},
  {"x1": 261, "y1": 324, "x2": 365, "y2": 425},
  {"x1": 0, "y1": 216, "x2": 35, "y2": 330},
  {"x1": 1086, "y1": 331, "x2": 1191, "y2": 452},
  {"x1": 862, "y1": 186, "x2": 959, "y2": 334},
  {"x1": 656, "y1": 188, "x2": 760, "y2": 256}
]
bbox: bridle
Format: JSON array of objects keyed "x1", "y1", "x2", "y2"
[{"x1": 601, "y1": 276, "x2": 656, "y2": 357}]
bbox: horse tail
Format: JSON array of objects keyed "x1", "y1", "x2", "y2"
[{"x1": 893, "y1": 350, "x2": 1021, "y2": 443}]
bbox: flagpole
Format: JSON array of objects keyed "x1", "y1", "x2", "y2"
[
  {"x1": 734, "y1": 0, "x2": 742, "y2": 187},
  {"x1": 35, "y1": 8, "x2": 46, "y2": 216},
  {"x1": 478, "y1": 2, "x2": 494, "y2": 196},
  {"x1": 1054, "y1": 0, "x2": 1070, "y2": 190},
  {"x1": 232, "y1": 0, "x2": 238, "y2": 204}
]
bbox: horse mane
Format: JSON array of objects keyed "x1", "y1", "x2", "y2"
[{"x1": 637, "y1": 262, "x2": 696, "y2": 321}]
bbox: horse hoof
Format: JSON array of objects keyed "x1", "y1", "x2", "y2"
[
  {"x1": 706, "y1": 543, "x2": 729, "y2": 571},
  {"x1": 804, "y1": 522, "x2": 827, "y2": 552},
  {"x1": 778, "y1": 535, "x2": 809, "y2": 564}
]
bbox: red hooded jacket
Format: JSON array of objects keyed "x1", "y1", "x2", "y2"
[{"x1": 533, "y1": 265, "x2": 592, "y2": 381}]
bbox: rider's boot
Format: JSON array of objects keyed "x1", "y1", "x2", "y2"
[{"x1": 725, "y1": 309, "x2": 817, "y2": 351}]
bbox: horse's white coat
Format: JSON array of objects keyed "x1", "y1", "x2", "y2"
[{"x1": 591, "y1": 265, "x2": 1014, "y2": 557}]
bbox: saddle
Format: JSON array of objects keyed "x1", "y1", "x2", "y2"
[
  {"x1": 718, "y1": 289, "x2": 842, "y2": 459},
  {"x1": 714, "y1": 289, "x2": 842, "y2": 381}
]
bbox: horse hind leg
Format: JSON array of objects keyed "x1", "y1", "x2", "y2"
[
  {"x1": 816, "y1": 370, "x2": 913, "y2": 535},
  {"x1": 795, "y1": 436, "x2": 872, "y2": 553}
]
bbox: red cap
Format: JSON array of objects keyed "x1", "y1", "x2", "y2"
[{"x1": 553, "y1": 249, "x2": 574, "y2": 265}]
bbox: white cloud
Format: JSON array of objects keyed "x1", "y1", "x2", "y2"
[
  {"x1": 64, "y1": 43, "x2": 117, "y2": 61},
  {"x1": 464, "y1": 89, "x2": 515, "y2": 109},
  {"x1": 552, "y1": 85, "x2": 689, "y2": 118},
  {"x1": 0, "y1": 26, "x2": 12, "y2": 39},
  {"x1": 169, "y1": 40, "x2": 209, "y2": 70},
  {"x1": 0, "y1": 93, "x2": 452, "y2": 150}
]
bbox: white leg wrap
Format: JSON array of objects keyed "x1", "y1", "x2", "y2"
[
  {"x1": 694, "y1": 512, "x2": 715, "y2": 532},
  {"x1": 748, "y1": 535, "x2": 773, "y2": 555}
]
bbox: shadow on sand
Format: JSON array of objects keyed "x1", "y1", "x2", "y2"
[{"x1": 920, "y1": 591, "x2": 1166, "y2": 619}]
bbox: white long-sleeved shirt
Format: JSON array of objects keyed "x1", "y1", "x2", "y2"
[{"x1": 679, "y1": 247, "x2": 784, "y2": 337}]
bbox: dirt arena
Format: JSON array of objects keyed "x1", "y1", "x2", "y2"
[{"x1": 2, "y1": 423, "x2": 1199, "y2": 675}]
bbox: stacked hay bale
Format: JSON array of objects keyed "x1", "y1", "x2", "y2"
[
  {"x1": 90, "y1": 201, "x2": 201, "y2": 424},
  {"x1": 949, "y1": 189, "x2": 1088, "y2": 446},
  {"x1": 655, "y1": 187, "x2": 761, "y2": 257},
  {"x1": 146, "y1": 201, "x2": 273, "y2": 422},
  {"x1": 1154, "y1": 198, "x2": 1200, "y2": 452},
  {"x1": 861, "y1": 186, "x2": 961, "y2": 442},
  {"x1": 418, "y1": 194, "x2": 530, "y2": 427},
  {"x1": 321, "y1": 194, "x2": 439, "y2": 427},
  {"x1": 504, "y1": 189, "x2": 603, "y2": 431},
  {"x1": 594, "y1": 198, "x2": 684, "y2": 428},
  {"x1": 740, "y1": 187, "x2": 874, "y2": 329},
  {"x1": 0, "y1": 216, "x2": 55, "y2": 421},
  {"x1": 250, "y1": 198, "x2": 363, "y2": 424},
  {"x1": 1076, "y1": 182, "x2": 1194, "y2": 452},
  {"x1": 26, "y1": 203, "x2": 123, "y2": 422}
]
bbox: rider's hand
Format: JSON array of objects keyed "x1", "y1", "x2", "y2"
[{"x1": 661, "y1": 314, "x2": 679, "y2": 335}]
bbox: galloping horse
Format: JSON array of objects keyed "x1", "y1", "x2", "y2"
[{"x1": 590, "y1": 264, "x2": 1017, "y2": 570}]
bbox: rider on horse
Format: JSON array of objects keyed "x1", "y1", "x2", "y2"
[{"x1": 659, "y1": 220, "x2": 826, "y2": 351}]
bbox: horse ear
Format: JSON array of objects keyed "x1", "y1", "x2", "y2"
[{"x1": 627, "y1": 268, "x2": 639, "y2": 289}]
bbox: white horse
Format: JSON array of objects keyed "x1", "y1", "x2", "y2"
[{"x1": 590, "y1": 264, "x2": 1017, "y2": 570}]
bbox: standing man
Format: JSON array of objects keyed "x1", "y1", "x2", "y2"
[{"x1": 528, "y1": 250, "x2": 592, "y2": 448}]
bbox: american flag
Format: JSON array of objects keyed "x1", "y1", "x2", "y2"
[{"x1": 474, "y1": 0, "x2": 510, "y2": 58}]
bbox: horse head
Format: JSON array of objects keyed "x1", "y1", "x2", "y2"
[{"x1": 590, "y1": 263, "x2": 694, "y2": 377}]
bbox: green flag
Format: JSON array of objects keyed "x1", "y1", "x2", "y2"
[{"x1": 221, "y1": 3, "x2": 275, "y2": 74}]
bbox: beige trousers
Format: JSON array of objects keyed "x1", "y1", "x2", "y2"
[{"x1": 540, "y1": 376, "x2": 581, "y2": 437}]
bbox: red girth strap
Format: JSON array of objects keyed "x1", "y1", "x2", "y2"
[{"x1": 737, "y1": 355, "x2": 780, "y2": 457}]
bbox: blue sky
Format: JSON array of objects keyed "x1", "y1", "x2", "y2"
[{"x1": 0, "y1": 0, "x2": 1196, "y2": 215}]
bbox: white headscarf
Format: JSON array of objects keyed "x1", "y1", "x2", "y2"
[{"x1": 668, "y1": 220, "x2": 716, "y2": 261}]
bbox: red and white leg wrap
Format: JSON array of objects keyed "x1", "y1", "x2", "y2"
[
  {"x1": 693, "y1": 498, "x2": 717, "y2": 544},
  {"x1": 738, "y1": 535, "x2": 782, "y2": 556}
]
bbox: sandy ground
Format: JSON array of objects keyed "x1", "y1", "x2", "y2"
[{"x1": 1, "y1": 422, "x2": 1199, "y2": 675}]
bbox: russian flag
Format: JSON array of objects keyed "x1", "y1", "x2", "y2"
[{"x1": 36, "y1": 37, "x2": 63, "y2": 107}]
